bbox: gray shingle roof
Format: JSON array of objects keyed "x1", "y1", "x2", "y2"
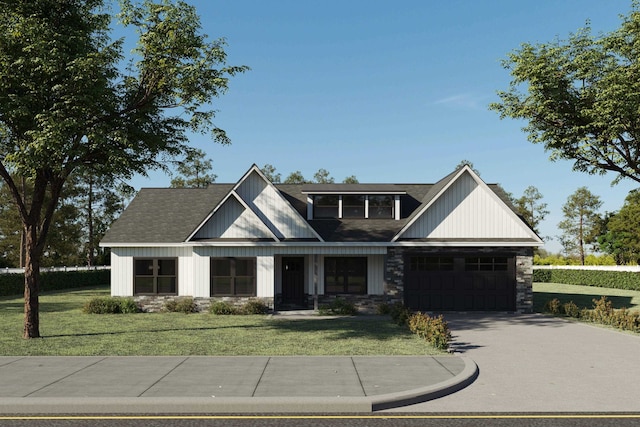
[
  {"x1": 101, "y1": 174, "x2": 529, "y2": 245},
  {"x1": 101, "y1": 185, "x2": 233, "y2": 244}
]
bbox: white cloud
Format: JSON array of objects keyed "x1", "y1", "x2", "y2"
[{"x1": 433, "y1": 93, "x2": 488, "y2": 110}]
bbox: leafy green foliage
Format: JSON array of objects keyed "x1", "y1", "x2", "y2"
[
  {"x1": 598, "y1": 190, "x2": 640, "y2": 264},
  {"x1": 83, "y1": 297, "x2": 139, "y2": 314},
  {"x1": 557, "y1": 187, "x2": 602, "y2": 263},
  {"x1": 533, "y1": 268, "x2": 640, "y2": 291},
  {"x1": 491, "y1": 3, "x2": 640, "y2": 185},
  {"x1": 407, "y1": 312, "x2": 452, "y2": 351},
  {"x1": 318, "y1": 297, "x2": 358, "y2": 316},
  {"x1": 515, "y1": 186, "x2": 549, "y2": 235},
  {"x1": 209, "y1": 301, "x2": 240, "y2": 315},
  {"x1": 163, "y1": 298, "x2": 197, "y2": 314},
  {"x1": 242, "y1": 299, "x2": 270, "y2": 315},
  {"x1": 543, "y1": 296, "x2": 640, "y2": 333},
  {"x1": 0, "y1": 270, "x2": 110, "y2": 297},
  {"x1": 170, "y1": 148, "x2": 217, "y2": 188},
  {"x1": 0, "y1": 0, "x2": 247, "y2": 337}
]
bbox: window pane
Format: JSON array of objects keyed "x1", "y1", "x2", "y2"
[
  {"x1": 235, "y1": 259, "x2": 254, "y2": 276},
  {"x1": 314, "y1": 195, "x2": 339, "y2": 218},
  {"x1": 343, "y1": 195, "x2": 365, "y2": 218},
  {"x1": 212, "y1": 259, "x2": 231, "y2": 276},
  {"x1": 157, "y1": 277, "x2": 176, "y2": 294},
  {"x1": 211, "y1": 277, "x2": 232, "y2": 295},
  {"x1": 235, "y1": 277, "x2": 255, "y2": 296},
  {"x1": 368, "y1": 195, "x2": 394, "y2": 219},
  {"x1": 157, "y1": 259, "x2": 176, "y2": 276},
  {"x1": 134, "y1": 277, "x2": 154, "y2": 294},
  {"x1": 135, "y1": 259, "x2": 154, "y2": 276}
]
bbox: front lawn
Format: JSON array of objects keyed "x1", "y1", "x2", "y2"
[
  {"x1": 533, "y1": 282, "x2": 640, "y2": 313},
  {"x1": 0, "y1": 286, "x2": 440, "y2": 356}
]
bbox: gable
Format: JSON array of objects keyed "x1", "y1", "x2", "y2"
[
  {"x1": 234, "y1": 169, "x2": 320, "y2": 240},
  {"x1": 397, "y1": 169, "x2": 541, "y2": 242},
  {"x1": 192, "y1": 193, "x2": 277, "y2": 240}
]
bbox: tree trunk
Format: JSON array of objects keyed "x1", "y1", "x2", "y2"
[
  {"x1": 23, "y1": 224, "x2": 41, "y2": 339},
  {"x1": 87, "y1": 177, "x2": 94, "y2": 267}
]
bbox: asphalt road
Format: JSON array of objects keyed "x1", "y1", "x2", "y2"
[{"x1": 2, "y1": 414, "x2": 640, "y2": 427}]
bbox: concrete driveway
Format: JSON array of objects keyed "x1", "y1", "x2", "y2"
[{"x1": 386, "y1": 313, "x2": 640, "y2": 413}]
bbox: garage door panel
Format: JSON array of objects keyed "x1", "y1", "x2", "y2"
[{"x1": 404, "y1": 255, "x2": 516, "y2": 312}]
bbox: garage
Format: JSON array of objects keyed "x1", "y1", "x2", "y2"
[{"x1": 404, "y1": 255, "x2": 516, "y2": 311}]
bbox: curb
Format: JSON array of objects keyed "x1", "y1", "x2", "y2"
[{"x1": 0, "y1": 357, "x2": 478, "y2": 414}]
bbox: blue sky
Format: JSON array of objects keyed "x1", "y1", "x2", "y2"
[{"x1": 127, "y1": 0, "x2": 637, "y2": 253}]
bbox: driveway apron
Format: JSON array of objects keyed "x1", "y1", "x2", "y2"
[{"x1": 385, "y1": 313, "x2": 640, "y2": 413}]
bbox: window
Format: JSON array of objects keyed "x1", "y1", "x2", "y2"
[
  {"x1": 324, "y1": 257, "x2": 367, "y2": 294},
  {"x1": 342, "y1": 195, "x2": 365, "y2": 218},
  {"x1": 314, "y1": 195, "x2": 339, "y2": 218},
  {"x1": 134, "y1": 258, "x2": 177, "y2": 295},
  {"x1": 465, "y1": 257, "x2": 509, "y2": 271},
  {"x1": 211, "y1": 257, "x2": 257, "y2": 296},
  {"x1": 410, "y1": 256, "x2": 454, "y2": 271},
  {"x1": 368, "y1": 195, "x2": 394, "y2": 219}
]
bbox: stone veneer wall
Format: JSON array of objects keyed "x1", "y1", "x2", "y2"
[
  {"x1": 135, "y1": 295, "x2": 274, "y2": 313},
  {"x1": 384, "y1": 246, "x2": 535, "y2": 313}
]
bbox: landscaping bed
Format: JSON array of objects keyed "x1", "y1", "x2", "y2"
[{"x1": 0, "y1": 286, "x2": 442, "y2": 356}]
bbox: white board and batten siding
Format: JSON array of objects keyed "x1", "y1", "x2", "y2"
[
  {"x1": 110, "y1": 246, "x2": 196, "y2": 297},
  {"x1": 193, "y1": 196, "x2": 274, "y2": 240},
  {"x1": 236, "y1": 171, "x2": 317, "y2": 239},
  {"x1": 403, "y1": 171, "x2": 533, "y2": 239},
  {"x1": 112, "y1": 246, "x2": 386, "y2": 297}
]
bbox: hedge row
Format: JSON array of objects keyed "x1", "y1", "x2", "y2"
[
  {"x1": 533, "y1": 268, "x2": 640, "y2": 291},
  {"x1": 0, "y1": 270, "x2": 110, "y2": 297}
]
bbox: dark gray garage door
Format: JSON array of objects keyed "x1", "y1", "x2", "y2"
[{"x1": 404, "y1": 255, "x2": 516, "y2": 311}]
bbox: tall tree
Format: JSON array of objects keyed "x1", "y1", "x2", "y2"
[
  {"x1": 515, "y1": 186, "x2": 549, "y2": 235},
  {"x1": 0, "y1": 0, "x2": 247, "y2": 338},
  {"x1": 342, "y1": 175, "x2": 359, "y2": 184},
  {"x1": 313, "y1": 168, "x2": 335, "y2": 184},
  {"x1": 261, "y1": 164, "x2": 281, "y2": 184},
  {"x1": 284, "y1": 171, "x2": 306, "y2": 184},
  {"x1": 491, "y1": 3, "x2": 640, "y2": 185},
  {"x1": 170, "y1": 148, "x2": 216, "y2": 188},
  {"x1": 598, "y1": 190, "x2": 640, "y2": 265},
  {"x1": 558, "y1": 187, "x2": 602, "y2": 264}
]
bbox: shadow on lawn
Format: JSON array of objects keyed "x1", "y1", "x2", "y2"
[
  {"x1": 43, "y1": 323, "x2": 265, "y2": 339},
  {"x1": 533, "y1": 291, "x2": 634, "y2": 313},
  {"x1": 265, "y1": 316, "x2": 409, "y2": 341}
]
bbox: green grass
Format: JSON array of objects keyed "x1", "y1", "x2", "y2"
[
  {"x1": 0, "y1": 286, "x2": 441, "y2": 356},
  {"x1": 533, "y1": 282, "x2": 640, "y2": 313}
]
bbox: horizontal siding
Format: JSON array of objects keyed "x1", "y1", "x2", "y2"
[{"x1": 404, "y1": 172, "x2": 533, "y2": 239}]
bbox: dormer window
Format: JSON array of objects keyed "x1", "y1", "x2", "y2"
[
  {"x1": 342, "y1": 195, "x2": 365, "y2": 218},
  {"x1": 368, "y1": 195, "x2": 394, "y2": 219},
  {"x1": 314, "y1": 195, "x2": 339, "y2": 218}
]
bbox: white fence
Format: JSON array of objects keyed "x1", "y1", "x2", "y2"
[
  {"x1": 534, "y1": 265, "x2": 640, "y2": 272},
  {"x1": 0, "y1": 266, "x2": 110, "y2": 274}
]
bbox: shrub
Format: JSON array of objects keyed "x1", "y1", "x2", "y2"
[
  {"x1": 543, "y1": 298, "x2": 562, "y2": 315},
  {"x1": 562, "y1": 301, "x2": 580, "y2": 318},
  {"x1": 83, "y1": 297, "x2": 139, "y2": 314},
  {"x1": 376, "y1": 302, "x2": 392, "y2": 315},
  {"x1": 242, "y1": 299, "x2": 270, "y2": 315},
  {"x1": 533, "y1": 268, "x2": 640, "y2": 291},
  {"x1": 164, "y1": 298, "x2": 197, "y2": 314},
  {"x1": 0, "y1": 269, "x2": 110, "y2": 297},
  {"x1": 407, "y1": 312, "x2": 452, "y2": 351},
  {"x1": 388, "y1": 302, "x2": 411, "y2": 326},
  {"x1": 318, "y1": 297, "x2": 358, "y2": 316},
  {"x1": 209, "y1": 301, "x2": 240, "y2": 315},
  {"x1": 119, "y1": 298, "x2": 139, "y2": 314}
]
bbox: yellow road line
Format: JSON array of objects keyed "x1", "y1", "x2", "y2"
[{"x1": 1, "y1": 414, "x2": 640, "y2": 420}]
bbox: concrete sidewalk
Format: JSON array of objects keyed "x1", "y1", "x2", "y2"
[{"x1": 0, "y1": 355, "x2": 477, "y2": 413}]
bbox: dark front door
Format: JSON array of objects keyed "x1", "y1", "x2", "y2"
[{"x1": 282, "y1": 257, "x2": 306, "y2": 306}]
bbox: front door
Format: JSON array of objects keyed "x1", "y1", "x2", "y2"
[{"x1": 282, "y1": 257, "x2": 305, "y2": 307}]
